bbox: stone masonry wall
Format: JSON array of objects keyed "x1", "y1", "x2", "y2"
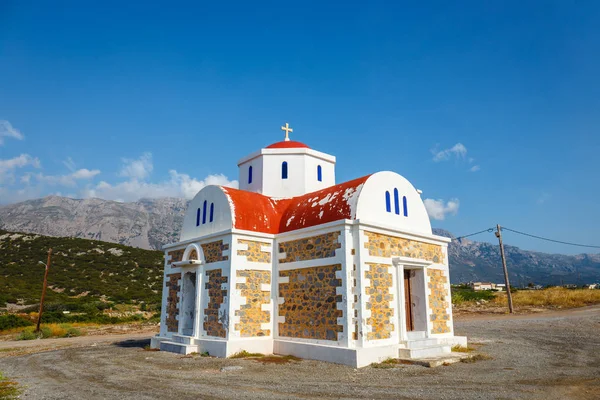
[
  {"x1": 427, "y1": 269, "x2": 451, "y2": 334},
  {"x1": 278, "y1": 264, "x2": 343, "y2": 340},
  {"x1": 235, "y1": 270, "x2": 271, "y2": 337},
  {"x1": 364, "y1": 231, "x2": 443, "y2": 263},
  {"x1": 201, "y1": 240, "x2": 229, "y2": 263},
  {"x1": 167, "y1": 249, "x2": 184, "y2": 264},
  {"x1": 237, "y1": 239, "x2": 271, "y2": 263},
  {"x1": 279, "y1": 232, "x2": 341, "y2": 263},
  {"x1": 165, "y1": 273, "x2": 181, "y2": 332},
  {"x1": 204, "y1": 269, "x2": 228, "y2": 338},
  {"x1": 364, "y1": 263, "x2": 394, "y2": 340}
]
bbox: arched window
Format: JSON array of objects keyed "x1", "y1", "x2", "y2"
[
  {"x1": 209, "y1": 203, "x2": 214, "y2": 222},
  {"x1": 403, "y1": 196, "x2": 408, "y2": 217},
  {"x1": 394, "y1": 189, "x2": 400, "y2": 215},
  {"x1": 196, "y1": 208, "x2": 201, "y2": 226},
  {"x1": 202, "y1": 200, "x2": 207, "y2": 224},
  {"x1": 317, "y1": 165, "x2": 322, "y2": 182},
  {"x1": 282, "y1": 161, "x2": 288, "y2": 179},
  {"x1": 385, "y1": 191, "x2": 391, "y2": 212},
  {"x1": 248, "y1": 166, "x2": 253, "y2": 184}
]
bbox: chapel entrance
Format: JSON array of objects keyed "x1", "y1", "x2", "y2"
[
  {"x1": 404, "y1": 270, "x2": 414, "y2": 331},
  {"x1": 181, "y1": 271, "x2": 197, "y2": 336}
]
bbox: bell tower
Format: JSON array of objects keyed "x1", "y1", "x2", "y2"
[{"x1": 237, "y1": 123, "x2": 336, "y2": 198}]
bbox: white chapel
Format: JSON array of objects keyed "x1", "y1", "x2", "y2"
[{"x1": 151, "y1": 124, "x2": 466, "y2": 367}]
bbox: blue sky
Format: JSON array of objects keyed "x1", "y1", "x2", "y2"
[{"x1": 1, "y1": 1, "x2": 599, "y2": 254}]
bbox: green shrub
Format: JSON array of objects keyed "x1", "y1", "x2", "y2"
[
  {"x1": 0, "y1": 314, "x2": 34, "y2": 331},
  {"x1": 16, "y1": 329, "x2": 37, "y2": 340},
  {"x1": 64, "y1": 327, "x2": 82, "y2": 337}
]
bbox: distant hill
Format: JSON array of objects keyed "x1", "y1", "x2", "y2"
[
  {"x1": 0, "y1": 229, "x2": 163, "y2": 308},
  {"x1": 434, "y1": 229, "x2": 600, "y2": 286},
  {"x1": 1, "y1": 196, "x2": 599, "y2": 286},
  {"x1": 0, "y1": 195, "x2": 187, "y2": 250}
]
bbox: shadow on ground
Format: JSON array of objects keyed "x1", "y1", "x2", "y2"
[{"x1": 114, "y1": 339, "x2": 150, "y2": 348}]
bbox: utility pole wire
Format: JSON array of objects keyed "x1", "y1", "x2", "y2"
[{"x1": 501, "y1": 227, "x2": 600, "y2": 249}]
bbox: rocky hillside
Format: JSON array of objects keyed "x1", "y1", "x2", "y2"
[
  {"x1": 0, "y1": 229, "x2": 164, "y2": 308},
  {"x1": 0, "y1": 196, "x2": 187, "y2": 250},
  {"x1": 434, "y1": 229, "x2": 600, "y2": 286},
  {"x1": 1, "y1": 196, "x2": 599, "y2": 286}
]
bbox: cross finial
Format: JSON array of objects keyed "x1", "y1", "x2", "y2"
[{"x1": 281, "y1": 122, "x2": 293, "y2": 141}]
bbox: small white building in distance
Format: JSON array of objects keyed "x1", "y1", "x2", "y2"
[{"x1": 151, "y1": 124, "x2": 467, "y2": 367}]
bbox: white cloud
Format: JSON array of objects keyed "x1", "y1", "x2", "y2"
[
  {"x1": 469, "y1": 165, "x2": 481, "y2": 172},
  {"x1": 82, "y1": 171, "x2": 238, "y2": 202},
  {"x1": 432, "y1": 143, "x2": 467, "y2": 162},
  {"x1": 0, "y1": 120, "x2": 25, "y2": 145},
  {"x1": 119, "y1": 152, "x2": 153, "y2": 180},
  {"x1": 0, "y1": 154, "x2": 41, "y2": 183},
  {"x1": 34, "y1": 168, "x2": 101, "y2": 187},
  {"x1": 424, "y1": 198, "x2": 460, "y2": 220}
]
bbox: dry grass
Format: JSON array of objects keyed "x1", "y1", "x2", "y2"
[
  {"x1": 492, "y1": 288, "x2": 600, "y2": 309},
  {"x1": 229, "y1": 350, "x2": 265, "y2": 359},
  {"x1": 461, "y1": 353, "x2": 493, "y2": 363},
  {"x1": 0, "y1": 371, "x2": 21, "y2": 400},
  {"x1": 257, "y1": 355, "x2": 302, "y2": 364},
  {"x1": 451, "y1": 345, "x2": 475, "y2": 353}
]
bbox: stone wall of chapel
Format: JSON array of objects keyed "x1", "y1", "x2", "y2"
[
  {"x1": 204, "y1": 269, "x2": 228, "y2": 338},
  {"x1": 363, "y1": 231, "x2": 443, "y2": 263},
  {"x1": 237, "y1": 239, "x2": 272, "y2": 263},
  {"x1": 278, "y1": 231, "x2": 341, "y2": 263},
  {"x1": 364, "y1": 263, "x2": 394, "y2": 340},
  {"x1": 427, "y1": 268, "x2": 451, "y2": 334},
  {"x1": 278, "y1": 264, "x2": 343, "y2": 341},
  {"x1": 235, "y1": 270, "x2": 271, "y2": 337},
  {"x1": 202, "y1": 240, "x2": 229, "y2": 263},
  {"x1": 165, "y1": 273, "x2": 181, "y2": 332}
]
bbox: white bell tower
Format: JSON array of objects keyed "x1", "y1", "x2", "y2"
[{"x1": 237, "y1": 123, "x2": 336, "y2": 198}]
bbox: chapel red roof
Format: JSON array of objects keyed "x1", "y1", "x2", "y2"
[
  {"x1": 221, "y1": 175, "x2": 371, "y2": 234},
  {"x1": 265, "y1": 140, "x2": 311, "y2": 149}
]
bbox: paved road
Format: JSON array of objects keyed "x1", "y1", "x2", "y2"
[{"x1": 0, "y1": 307, "x2": 598, "y2": 400}]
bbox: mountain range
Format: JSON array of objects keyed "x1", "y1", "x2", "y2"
[{"x1": 1, "y1": 196, "x2": 599, "y2": 285}]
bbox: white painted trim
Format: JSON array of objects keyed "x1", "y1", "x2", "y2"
[
  {"x1": 163, "y1": 229, "x2": 232, "y2": 250},
  {"x1": 392, "y1": 257, "x2": 433, "y2": 267},
  {"x1": 172, "y1": 260, "x2": 203, "y2": 267},
  {"x1": 237, "y1": 147, "x2": 336, "y2": 166}
]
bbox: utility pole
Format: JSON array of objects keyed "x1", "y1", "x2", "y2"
[
  {"x1": 495, "y1": 225, "x2": 514, "y2": 313},
  {"x1": 36, "y1": 248, "x2": 52, "y2": 333}
]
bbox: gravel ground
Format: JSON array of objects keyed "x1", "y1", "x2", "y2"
[{"x1": 1, "y1": 307, "x2": 598, "y2": 400}]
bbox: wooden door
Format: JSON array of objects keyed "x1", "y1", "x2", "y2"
[{"x1": 404, "y1": 270, "x2": 414, "y2": 331}]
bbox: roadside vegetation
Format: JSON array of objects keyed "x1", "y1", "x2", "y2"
[
  {"x1": 0, "y1": 371, "x2": 21, "y2": 400},
  {"x1": 452, "y1": 285, "x2": 600, "y2": 312}
]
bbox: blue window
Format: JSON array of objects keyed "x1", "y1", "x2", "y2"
[
  {"x1": 394, "y1": 189, "x2": 400, "y2": 215},
  {"x1": 210, "y1": 203, "x2": 214, "y2": 222},
  {"x1": 317, "y1": 165, "x2": 322, "y2": 182},
  {"x1": 403, "y1": 196, "x2": 408, "y2": 217},
  {"x1": 385, "y1": 191, "x2": 391, "y2": 212},
  {"x1": 282, "y1": 161, "x2": 288, "y2": 179},
  {"x1": 202, "y1": 200, "x2": 207, "y2": 224},
  {"x1": 196, "y1": 208, "x2": 201, "y2": 226},
  {"x1": 248, "y1": 166, "x2": 253, "y2": 184}
]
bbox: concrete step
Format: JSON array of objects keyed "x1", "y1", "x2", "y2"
[
  {"x1": 159, "y1": 341, "x2": 198, "y2": 355},
  {"x1": 172, "y1": 334, "x2": 195, "y2": 345},
  {"x1": 398, "y1": 344, "x2": 451, "y2": 359},
  {"x1": 406, "y1": 331, "x2": 427, "y2": 340},
  {"x1": 403, "y1": 338, "x2": 439, "y2": 349}
]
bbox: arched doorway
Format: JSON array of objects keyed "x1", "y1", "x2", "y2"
[{"x1": 181, "y1": 271, "x2": 197, "y2": 336}]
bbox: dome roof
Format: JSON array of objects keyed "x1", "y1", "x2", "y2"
[
  {"x1": 265, "y1": 140, "x2": 310, "y2": 149},
  {"x1": 220, "y1": 175, "x2": 370, "y2": 234}
]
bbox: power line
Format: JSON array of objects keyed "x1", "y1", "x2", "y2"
[
  {"x1": 454, "y1": 228, "x2": 495, "y2": 241},
  {"x1": 501, "y1": 227, "x2": 600, "y2": 249}
]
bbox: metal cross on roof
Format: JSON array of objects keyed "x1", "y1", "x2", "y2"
[{"x1": 281, "y1": 122, "x2": 293, "y2": 141}]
